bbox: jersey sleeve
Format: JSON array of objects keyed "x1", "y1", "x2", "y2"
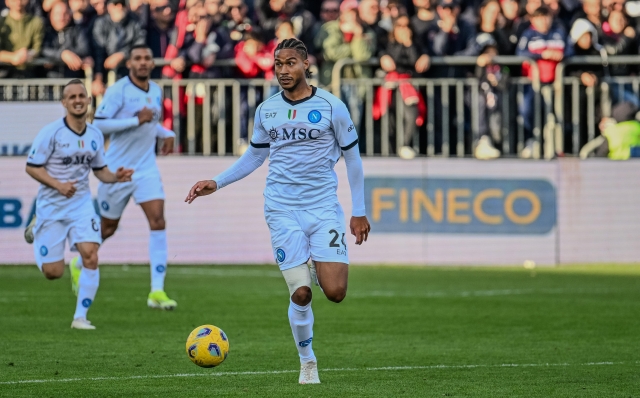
[
  {"x1": 332, "y1": 100, "x2": 359, "y2": 150},
  {"x1": 94, "y1": 84, "x2": 123, "y2": 119},
  {"x1": 249, "y1": 105, "x2": 271, "y2": 148},
  {"x1": 26, "y1": 127, "x2": 55, "y2": 167},
  {"x1": 90, "y1": 132, "x2": 107, "y2": 170}
]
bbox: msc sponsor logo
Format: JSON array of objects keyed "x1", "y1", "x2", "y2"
[
  {"x1": 365, "y1": 178, "x2": 556, "y2": 234},
  {"x1": 268, "y1": 126, "x2": 321, "y2": 141}
]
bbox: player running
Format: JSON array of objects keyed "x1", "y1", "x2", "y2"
[
  {"x1": 26, "y1": 80, "x2": 133, "y2": 330},
  {"x1": 85, "y1": 44, "x2": 178, "y2": 310},
  {"x1": 185, "y1": 38, "x2": 370, "y2": 384}
]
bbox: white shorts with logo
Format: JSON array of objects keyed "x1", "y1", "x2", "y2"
[
  {"x1": 265, "y1": 202, "x2": 349, "y2": 271},
  {"x1": 33, "y1": 214, "x2": 102, "y2": 270},
  {"x1": 97, "y1": 173, "x2": 165, "y2": 219}
]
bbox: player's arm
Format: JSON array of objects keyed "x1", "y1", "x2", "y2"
[
  {"x1": 334, "y1": 102, "x2": 370, "y2": 245},
  {"x1": 185, "y1": 145, "x2": 269, "y2": 203},
  {"x1": 25, "y1": 165, "x2": 77, "y2": 198},
  {"x1": 92, "y1": 85, "x2": 154, "y2": 135},
  {"x1": 93, "y1": 166, "x2": 134, "y2": 183}
]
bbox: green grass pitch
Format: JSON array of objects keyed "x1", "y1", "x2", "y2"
[{"x1": 1, "y1": 264, "x2": 640, "y2": 397}]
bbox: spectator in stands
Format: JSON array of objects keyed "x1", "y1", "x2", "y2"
[
  {"x1": 601, "y1": 9, "x2": 639, "y2": 105},
  {"x1": 359, "y1": 0, "x2": 389, "y2": 52},
  {"x1": 374, "y1": 13, "x2": 426, "y2": 159},
  {"x1": 42, "y1": 1, "x2": 93, "y2": 78},
  {"x1": 500, "y1": 0, "x2": 525, "y2": 52},
  {"x1": 319, "y1": 0, "x2": 340, "y2": 23},
  {"x1": 69, "y1": 0, "x2": 97, "y2": 35},
  {"x1": 185, "y1": 0, "x2": 235, "y2": 78},
  {"x1": 473, "y1": 35, "x2": 506, "y2": 159},
  {"x1": 147, "y1": 0, "x2": 189, "y2": 79},
  {"x1": 584, "y1": 101, "x2": 640, "y2": 159},
  {"x1": 0, "y1": 0, "x2": 43, "y2": 77},
  {"x1": 317, "y1": 0, "x2": 376, "y2": 86},
  {"x1": 257, "y1": 0, "x2": 317, "y2": 51},
  {"x1": 517, "y1": 5, "x2": 568, "y2": 157},
  {"x1": 411, "y1": 0, "x2": 437, "y2": 39},
  {"x1": 423, "y1": 0, "x2": 478, "y2": 77},
  {"x1": 477, "y1": 0, "x2": 512, "y2": 55},
  {"x1": 92, "y1": 0, "x2": 146, "y2": 95},
  {"x1": 223, "y1": 0, "x2": 254, "y2": 44},
  {"x1": 235, "y1": 30, "x2": 274, "y2": 148},
  {"x1": 571, "y1": 0, "x2": 603, "y2": 37},
  {"x1": 130, "y1": 0, "x2": 151, "y2": 29},
  {"x1": 90, "y1": 0, "x2": 107, "y2": 17}
]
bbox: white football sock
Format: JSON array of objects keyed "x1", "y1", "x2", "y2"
[
  {"x1": 74, "y1": 267, "x2": 99, "y2": 320},
  {"x1": 149, "y1": 230, "x2": 168, "y2": 292},
  {"x1": 288, "y1": 300, "x2": 316, "y2": 363},
  {"x1": 74, "y1": 256, "x2": 84, "y2": 269}
]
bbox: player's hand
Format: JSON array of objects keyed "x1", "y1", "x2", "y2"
[
  {"x1": 137, "y1": 107, "x2": 154, "y2": 124},
  {"x1": 185, "y1": 180, "x2": 217, "y2": 204},
  {"x1": 161, "y1": 137, "x2": 175, "y2": 155},
  {"x1": 350, "y1": 216, "x2": 371, "y2": 245},
  {"x1": 57, "y1": 180, "x2": 77, "y2": 198},
  {"x1": 115, "y1": 167, "x2": 134, "y2": 182}
]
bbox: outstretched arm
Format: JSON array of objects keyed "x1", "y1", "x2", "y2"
[{"x1": 185, "y1": 145, "x2": 269, "y2": 203}]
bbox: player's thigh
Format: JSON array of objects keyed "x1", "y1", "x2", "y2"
[
  {"x1": 98, "y1": 180, "x2": 134, "y2": 220},
  {"x1": 68, "y1": 214, "x2": 102, "y2": 268},
  {"x1": 314, "y1": 261, "x2": 348, "y2": 300},
  {"x1": 33, "y1": 219, "x2": 67, "y2": 273},
  {"x1": 41, "y1": 260, "x2": 66, "y2": 280},
  {"x1": 264, "y1": 207, "x2": 310, "y2": 271},
  {"x1": 132, "y1": 174, "x2": 165, "y2": 207},
  {"x1": 308, "y1": 204, "x2": 349, "y2": 266}
]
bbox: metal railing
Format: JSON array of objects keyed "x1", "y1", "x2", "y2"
[
  {"x1": 3, "y1": 56, "x2": 640, "y2": 158},
  {"x1": 554, "y1": 55, "x2": 640, "y2": 156}
]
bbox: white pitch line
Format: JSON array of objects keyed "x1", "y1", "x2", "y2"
[{"x1": 0, "y1": 361, "x2": 633, "y2": 386}]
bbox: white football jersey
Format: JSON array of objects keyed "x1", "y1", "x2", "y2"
[
  {"x1": 251, "y1": 87, "x2": 359, "y2": 210},
  {"x1": 27, "y1": 118, "x2": 107, "y2": 221},
  {"x1": 93, "y1": 76, "x2": 163, "y2": 179}
]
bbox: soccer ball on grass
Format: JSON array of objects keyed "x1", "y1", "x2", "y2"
[{"x1": 185, "y1": 325, "x2": 229, "y2": 368}]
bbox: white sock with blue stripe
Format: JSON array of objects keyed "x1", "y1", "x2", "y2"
[
  {"x1": 288, "y1": 300, "x2": 316, "y2": 363},
  {"x1": 74, "y1": 267, "x2": 99, "y2": 320},
  {"x1": 149, "y1": 230, "x2": 167, "y2": 292}
]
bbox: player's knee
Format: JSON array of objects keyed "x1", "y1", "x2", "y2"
[
  {"x1": 291, "y1": 286, "x2": 312, "y2": 306},
  {"x1": 324, "y1": 285, "x2": 347, "y2": 303},
  {"x1": 82, "y1": 251, "x2": 99, "y2": 269},
  {"x1": 102, "y1": 224, "x2": 117, "y2": 239},
  {"x1": 148, "y1": 216, "x2": 165, "y2": 231},
  {"x1": 42, "y1": 265, "x2": 64, "y2": 280}
]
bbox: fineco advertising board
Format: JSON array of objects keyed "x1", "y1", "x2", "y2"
[{"x1": 0, "y1": 157, "x2": 639, "y2": 265}]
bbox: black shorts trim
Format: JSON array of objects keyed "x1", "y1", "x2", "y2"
[{"x1": 341, "y1": 138, "x2": 358, "y2": 151}]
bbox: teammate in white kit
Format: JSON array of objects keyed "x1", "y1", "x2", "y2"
[
  {"x1": 185, "y1": 38, "x2": 370, "y2": 384},
  {"x1": 26, "y1": 80, "x2": 133, "y2": 330},
  {"x1": 87, "y1": 44, "x2": 178, "y2": 310}
]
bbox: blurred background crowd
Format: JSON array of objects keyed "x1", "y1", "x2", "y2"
[{"x1": 2, "y1": 0, "x2": 640, "y2": 158}]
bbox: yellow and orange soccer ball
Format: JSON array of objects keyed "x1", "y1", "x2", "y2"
[{"x1": 185, "y1": 325, "x2": 230, "y2": 368}]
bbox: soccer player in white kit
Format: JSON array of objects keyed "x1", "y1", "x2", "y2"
[
  {"x1": 185, "y1": 38, "x2": 371, "y2": 384},
  {"x1": 84, "y1": 44, "x2": 178, "y2": 310},
  {"x1": 26, "y1": 80, "x2": 134, "y2": 330}
]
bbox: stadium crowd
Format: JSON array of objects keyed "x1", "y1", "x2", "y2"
[{"x1": 1, "y1": 0, "x2": 640, "y2": 158}]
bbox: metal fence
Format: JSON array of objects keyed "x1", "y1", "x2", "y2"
[{"x1": 2, "y1": 56, "x2": 635, "y2": 158}]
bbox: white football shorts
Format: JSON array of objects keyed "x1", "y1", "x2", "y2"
[
  {"x1": 265, "y1": 202, "x2": 349, "y2": 271},
  {"x1": 97, "y1": 173, "x2": 165, "y2": 220},
  {"x1": 33, "y1": 213, "x2": 102, "y2": 270}
]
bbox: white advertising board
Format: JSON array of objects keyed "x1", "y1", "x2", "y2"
[{"x1": 1, "y1": 157, "x2": 638, "y2": 265}]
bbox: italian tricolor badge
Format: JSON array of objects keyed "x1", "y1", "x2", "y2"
[{"x1": 288, "y1": 109, "x2": 297, "y2": 120}]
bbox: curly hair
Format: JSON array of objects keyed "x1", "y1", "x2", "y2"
[{"x1": 274, "y1": 38, "x2": 312, "y2": 79}]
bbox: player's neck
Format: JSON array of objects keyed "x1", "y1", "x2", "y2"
[
  {"x1": 282, "y1": 82, "x2": 313, "y2": 103},
  {"x1": 65, "y1": 115, "x2": 87, "y2": 135},
  {"x1": 129, "y1": 74, "x2": 150, "y2": 92}
]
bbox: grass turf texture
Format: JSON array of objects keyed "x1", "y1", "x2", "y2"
[{"x1": 1, "y1": 264, "x2": 640, "y2": 397}]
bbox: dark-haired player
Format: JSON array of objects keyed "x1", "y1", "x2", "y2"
[
  {"x1": 88, "y1": 44, "x2": 178, "y2": 310},
  {"x1": 185, "y1": 38, "x2": 370, "y2": 384},
  {"x1": 26, "y1": 80, "x2": 133, "y2": 329}
]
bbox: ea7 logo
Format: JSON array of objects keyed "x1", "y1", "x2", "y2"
[{"x1": 348, "y1": 124, "x2": 355, "y2": 132}]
